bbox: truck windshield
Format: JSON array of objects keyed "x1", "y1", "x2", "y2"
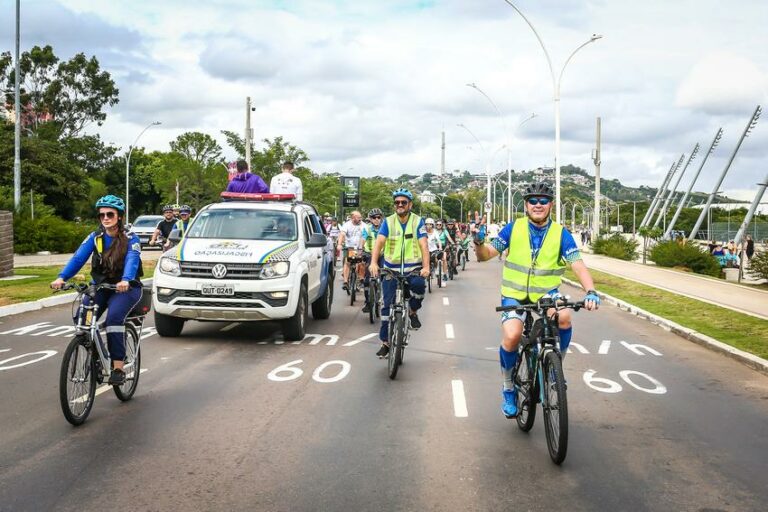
[{"x1": 186, "y1": 209, "x2": 297, "y2": 241}]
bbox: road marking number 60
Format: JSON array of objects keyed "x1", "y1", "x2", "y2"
[
  {"x1": 583, "y1": 369, "x2": 667, "y2": 395},
  {"x1": 268, "y1": 359, "x2": 351, "y2": 383}
]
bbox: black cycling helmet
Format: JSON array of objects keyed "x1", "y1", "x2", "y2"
[
  {"x1": 368, "y1": 208, "x2": 383, "y2": 218},
  {"x1": 162, "y1": 204, "x2": 173, "y2": 213},
  {"x1": 523, "y1": 181, "x2": 555, "y2": 199}
]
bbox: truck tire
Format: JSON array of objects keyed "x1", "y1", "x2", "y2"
[
  {"x1": 282, "y1": 283, "x2": 308, "y2": 341},
  {"x1": 311, "y1": 270, "x2": 333, "y2": 320},
  {"x1": 154, "y1": 311, "x2": 185, "y2": 337}
]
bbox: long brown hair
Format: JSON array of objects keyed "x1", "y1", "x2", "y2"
[{"x1": 101, "y1": 216, "x2": 129, "y2": 279}]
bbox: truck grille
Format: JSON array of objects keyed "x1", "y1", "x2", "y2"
[
  {"x1": 179, "y1": 262, "x2": 263, "y2": 280},
  {"x1": 158, "y1": 290, "x2": 288, "y2": 307}
]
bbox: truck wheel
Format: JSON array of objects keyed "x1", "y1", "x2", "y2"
[
  {"x1": 311, "y1": 273, "x2": 333, "y2": 320},
  {"x1": 282, "y1": 283, "x2": 308, "y2": 341},
  {"x1": 154, "y1": 311, "x2": 185, "y2": 337}
]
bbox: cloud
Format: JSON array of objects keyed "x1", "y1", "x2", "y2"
[{"x1": 676, "y1": 51, "x2": 768, "y2": 115}]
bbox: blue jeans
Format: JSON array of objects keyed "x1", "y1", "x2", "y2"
[
  {"x1": 81, "y1": 286, "x2": 143, "y2": 361},
  {"x1": 379, "y1": 274, "x2": 425, "y2": 342}
]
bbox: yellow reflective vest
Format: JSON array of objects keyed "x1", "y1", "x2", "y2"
[
  {"x1": 501, "y1": 220, "x2": 565, "y2": 301},
  {"x1": 383, "y1": 213, "x2": 423, "y2": 271}
]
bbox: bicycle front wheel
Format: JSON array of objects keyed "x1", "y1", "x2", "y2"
[
  {"x1": 515, "y1": 346, "x2": 538, "y2": 432},
  {"x1": 387, "y1": 312, "x2": 402, "y2": 380},
  {"x1": 437, "y1": 261, "x2": 443, "y2": 288},
  {"x1": 350, "y1": 272, "x2": 357, "y2": 306},
  {"x1": 542, "y1": 351, "x2": 569, "y2": 464},
  {"x1": 461, "y1": 251, "x2": 467, "y2": 271},
  {"x1": 114, "y1": 324, "x2": 141, "y2": 401},
  {"x1": 59, "y1": 337, "x2": 97, "y2": 426},
  {"x1": 368, "y1": 282, "x2": 376, "y2": 324}
]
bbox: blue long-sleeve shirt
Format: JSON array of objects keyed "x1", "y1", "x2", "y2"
[{"x1": 59, "y1": 231, "x2": 142, "y2": 282}]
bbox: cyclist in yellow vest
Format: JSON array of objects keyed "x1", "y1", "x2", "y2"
[
  {"x1": 369, "y1": 188, "x2": 430, "y2": 358},
  {"x1": 472, "y1": 182, "x2": 600, "y2": 418}
]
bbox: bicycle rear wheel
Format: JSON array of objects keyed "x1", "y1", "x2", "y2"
[
  {"x1": 515, "y1": 346, "x2": 538, "y2": 432},
  {"x1": 542, "y1": 351, "x2": 569, "y2": 464},
  {"x1": 114, "y1": 324, "x2": 141, "y2": 401},
  {"x1": 59, "y1": 337, "x2": 97, "y2": 426}
]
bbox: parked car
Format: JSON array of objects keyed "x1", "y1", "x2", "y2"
[
  {"x1": 152, "y1": 194, "x2": 335, "y2": 340},
  {"x1": 130, "y1": 215, "x2": 164, "y2": 248}
]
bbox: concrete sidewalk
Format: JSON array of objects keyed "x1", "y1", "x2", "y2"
[
  {"x1": 13, "y1": 249, "x2": 164, "y2": 268},
  {"x1": 582, "y1": 252, "x2": 768, "y2": 321}
]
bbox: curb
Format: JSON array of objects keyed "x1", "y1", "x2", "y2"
[
  {"x1": 0, "y1": 279, "x2": 153, "y2": 319},
  {"x1": 562, "y1": 277, "x2": 768, "y2": 376}
]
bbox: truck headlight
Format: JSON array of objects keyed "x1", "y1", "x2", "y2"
[
  {"x1": 260, "y1": 261, "x2": 290, "y2": 279},
  {"x1": 159, "y1": 257, "x2": 181, "y2": 276}
]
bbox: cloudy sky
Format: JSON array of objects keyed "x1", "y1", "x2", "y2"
[{"x1": 2, "y1": 0, "x2": 767, "y2": 200}]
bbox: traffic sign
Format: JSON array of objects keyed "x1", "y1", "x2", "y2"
[{"x1": 484, "y1": 201, "x2": 492, "y2": 212}]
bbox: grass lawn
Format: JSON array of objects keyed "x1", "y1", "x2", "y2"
[
  {"x1": 0, "y1": 262, "x2": 156, "y2": 306},
  {"x1": 565, "y1": 268, "x2": 768, "y2": 360}
]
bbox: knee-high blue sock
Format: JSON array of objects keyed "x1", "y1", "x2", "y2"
[
  {"x1": 499, "y1": 346, "x2": 518, "y2": 390},
  {"x1": 559, "y1": 327, "x2": 573, "y2": 354}
]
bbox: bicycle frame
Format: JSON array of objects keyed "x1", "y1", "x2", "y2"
[{"x1": 72, "y1": 286, "x2": 145, "y2": 380}]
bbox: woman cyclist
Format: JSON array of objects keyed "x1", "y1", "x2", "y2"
[{"x1": 50, "y1": 195, "x2": 144, "y2": 385}]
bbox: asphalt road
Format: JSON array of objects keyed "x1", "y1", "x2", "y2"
[{"x1": 1, "y1": 259, "x2": 767, "y2": 512}]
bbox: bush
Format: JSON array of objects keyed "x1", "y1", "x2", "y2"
[
  {"x1": 650, "y1": 240, "x2": 721, "y2": 277},
  {"x1": 591, "y1": 234, "x2": 638, "y2": 261},
  {"x1": 14, "y1": 216, "x2": 94, "y2": 254},
  {"x1": 749, "y1": 250, "x2": 768, "y2": 280}
]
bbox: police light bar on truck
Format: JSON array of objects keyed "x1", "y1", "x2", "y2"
[{"x1": 220, "y1": 192, "x2": 296, "y2": 202}]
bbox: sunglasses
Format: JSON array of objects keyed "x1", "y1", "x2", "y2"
[
  {"x1": 527, "y1": 197, "x2": 551, "y2": 206},
  {"x1": 98, "y1": 211, "x2": 117, "y2": 220},
  {"x1": 394, "y1": 200, "x2": 409, "y2": 206},
  {"x1": 370, "y1": 215, "x2": 382, "y2": 220}
]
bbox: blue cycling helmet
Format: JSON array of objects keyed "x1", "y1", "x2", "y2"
[
  {"x1": 95, "y1": 195, "x2": 125, "y2": 212},
  {"x1": 392, "y1": 188, "x2": 413, "y2": 201}
]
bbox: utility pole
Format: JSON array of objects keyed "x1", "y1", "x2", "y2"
[
  {"x1": 440, "y1": 129, "x2": 445, "y2": 177},
  {"x1": 13, "y1": 0, "x2": 21, "y2": 211},
  {"x1": 653, "y1": 144, "x2": 699, "y2": 228},
  {"x1": 665, "y1": 128, "x2": 722, "y2": 238},
  {"x1": 592, "y1": 117, "x2": 601, "y2": 237},
  {"x1": 245, "y1": 97, "x2": 253, "y2": 170},
  {"x1": 689, "y1": 105, "x2": 762, "y2": 240},
  {"x1": 734, "y1": 177, "x2": 767, "y2": 246}
]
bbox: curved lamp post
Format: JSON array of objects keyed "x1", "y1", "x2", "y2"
[
  {"x1": 501, "y1": 0, "x2": 601, "y2": 223},
  {"x1": 125, "y1": 121, "x2": 161, "y2": 222}
]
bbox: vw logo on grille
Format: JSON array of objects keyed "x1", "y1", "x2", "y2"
[{"x1": 211, "y1": 264, "x2": 228, "y2": 279}]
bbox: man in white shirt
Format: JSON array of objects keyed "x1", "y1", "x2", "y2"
[
  {"x1": 269, "y1": 161, "x2": 303, "y2": 200},
  {"x1": 337, "y1": 211, "x2": 365, "y2": 291}
]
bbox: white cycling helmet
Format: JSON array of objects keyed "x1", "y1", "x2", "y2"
[{"x1": 425, "y1": 217, "x2": 435, "y2": 225}]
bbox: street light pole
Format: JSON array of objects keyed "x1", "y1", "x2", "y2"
[
  {"x1": 13, "y1": 0, "x2": 21, "y2": 211},
  {"x1": 501, "y1": 1, "x2": 601, "y2": 223},
  {"x1": 125, "y1": 121, "x2": 161, "y2": 223}
]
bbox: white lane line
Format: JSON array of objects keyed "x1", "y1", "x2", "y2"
[
  {"x1": 343, "y1": 332, "x2": 378, "y2": 347},
  {"x1": 0, "y1": 349, "x2": 10, "y2": 353},
  {"x1": 442, "y1": 297, "x2": 450, "y2": 306},
  {"x1": 451, "y1": 380, "x2": 468, "y2": 418},
  {"x1": 220, "y1": 322, "x2": 241, "y2": 332},
  {"x1": 445, "y1": 323, "x2": 455, "y2": 340},
  {"x1": 484, "y1": 347, "x2": 497, "y2": 351},
  {"x1": 73, "y1": 369, "x2": 149, "y2": 403},
  {"x1": 257, "y1": 341, "x2": 268, "y2": 345}
]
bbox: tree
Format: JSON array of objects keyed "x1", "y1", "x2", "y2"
[
  {"x1": 1, "y1": 45, "x2": 119, "y2": 138},
  {"x1": 170, "y1": 131, "x2": 222, "y2": 168}
]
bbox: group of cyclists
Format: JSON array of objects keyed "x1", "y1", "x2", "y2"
[
  {"x1": 148, "y1": 203, "x2": 193, "y2": 249},
  {"x1": 52, "y1": 180, "x2": 600, "y2": 420}
]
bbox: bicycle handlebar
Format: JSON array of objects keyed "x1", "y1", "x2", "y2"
[
  {"x1": 380, "y1": 267, "x2": 423, "y2": 280},
  {"x1": 53, "y1": 282, "x2": 119, "y2": 294},
  {"x1": 495, "y1": 297, "x2": 586, "y2": 313}
]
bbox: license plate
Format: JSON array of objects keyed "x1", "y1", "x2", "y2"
[{"x1": 201, "y1": 285, "x2": 234, "y2": 296}]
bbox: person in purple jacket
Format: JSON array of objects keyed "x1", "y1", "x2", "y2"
[{"x1": 226, "y1": 159, "x2": 269, "y2": 194}]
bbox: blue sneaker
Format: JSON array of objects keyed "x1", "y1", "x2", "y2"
[{"x1": 502, "y1": 389, "x2": 518, "y2": 418}]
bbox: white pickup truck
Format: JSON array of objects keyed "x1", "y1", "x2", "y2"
[{"x1": 152, "y1": 194, "x2": 335, "y2": 341}]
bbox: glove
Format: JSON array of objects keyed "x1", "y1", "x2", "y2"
[{"x1": 584, "y1": 291, "x2": 601, "y2": 308}]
